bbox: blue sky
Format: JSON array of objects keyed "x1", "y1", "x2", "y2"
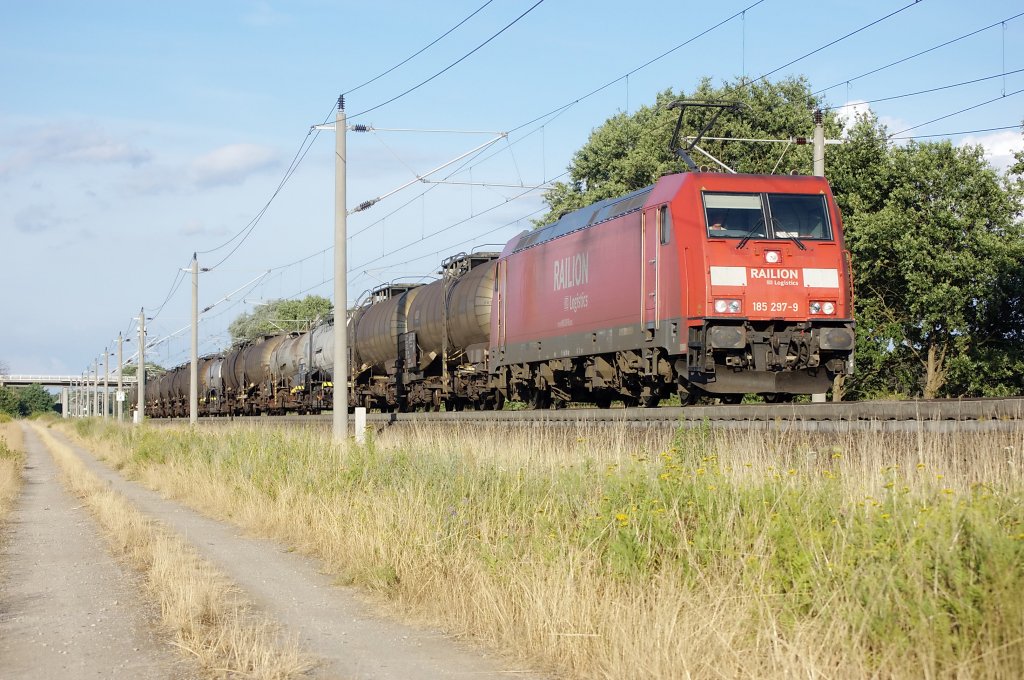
[{"x1": 1, "y1": 0, "x2": 1022, "y2": 376}]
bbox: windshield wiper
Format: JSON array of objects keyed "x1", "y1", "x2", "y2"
[
  {"x1": 736, "y1": 220, "x2": 766, "y2": 250},
  {"x1": 787, "y1": 234, "x2": 807, "y2": 250}
]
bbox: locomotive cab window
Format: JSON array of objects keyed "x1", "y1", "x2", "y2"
[
  {"x1": 703, "y1": 192, "x2": 832, "y2": 241},
  {"x1": 658, "y1": 204, "x2": 672, "y2": 244},
  {"x1": 703, "y1": 193, "x2": 765, "y2": 238},
  {"x1": 766, "y1": 193, "x2": 832, "y2": 240}
]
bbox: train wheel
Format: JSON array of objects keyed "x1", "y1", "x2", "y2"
[
  {"x1": 528, "y1": 389, "x2": 551, "y2": 410},
  {"x1": 718, "y1": 394, "x2": 743, "y2": 405},
  {"x1": 640, "y1": 396, "x2": 661, "y2": 408},
  {"x1": 487, "y1": 391, "x2": 505, "y2": 411},
  {"x1": 594, "y1": 394, "x2": 612, "y2": 409}
]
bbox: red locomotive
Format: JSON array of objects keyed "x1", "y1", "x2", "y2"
[{"x1": 490, "y1": 171, "x2": 854, "y2": 407}]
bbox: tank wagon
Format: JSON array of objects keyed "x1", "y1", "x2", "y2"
[{"x1": 143, "y1": 170, "x2": 854, "y2": 417}]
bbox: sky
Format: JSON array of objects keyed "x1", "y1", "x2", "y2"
[{"x1": 1, "y1": 0, "x2": 1022, "y2": 377}]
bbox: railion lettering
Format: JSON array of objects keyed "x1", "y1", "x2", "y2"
[
  {"x1": 749, "y1": 268, "x2": 799, "y2": 280},
  {"x1": 553, "y1": 252, "x2": 589, "y2": 291}
]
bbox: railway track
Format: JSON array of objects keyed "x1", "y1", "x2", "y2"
[{"x1": 156, "y1": 398, "x2": 1024, "y2": 433}]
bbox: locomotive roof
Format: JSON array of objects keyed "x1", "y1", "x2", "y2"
[{"x1": 511, "y1": 185, "x2": 653, "y2": 254}]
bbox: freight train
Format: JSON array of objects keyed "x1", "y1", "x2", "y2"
[{"x1": 143, "y1": 169, "x2": 855, "y2": 417}]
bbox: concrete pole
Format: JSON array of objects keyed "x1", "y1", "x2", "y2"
[
  {"x1": 136, "y1": 308, "x2": 146, "y2": 424},
  {"x1": 117, "y1": 333, "x2": 124, "y2": 422},
  {"x1": 811, "y1": 108, "x2": 830, "y2": 405},
  {"x1": 190, "y1": 253, "x2": 199, "y2": 425},
  {"x1": 92, "y1": 358, "x2": 99, "y2": 417},
  {"x1": 103, "y1": 347, "x2": 109, "y2": 419},
  {"x1": 812, "y1": 108, "x2": 825, "y2": 178},
  {"x1": 333, "y1": 96, "x2": 348, "y2": 443},
  {"x1": 61, "y1": 387, "x2": 68, "y2": 418}
]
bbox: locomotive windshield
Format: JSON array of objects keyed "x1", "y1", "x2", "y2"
[{"x1": 703, "y1": 192, "x2": 832, "y2": 241}]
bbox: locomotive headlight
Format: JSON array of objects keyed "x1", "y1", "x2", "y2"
[
  {"x1": 764, "y1": 250, "x2": 781, "y2": 264},
  {"x1": 809, "y1": 301, "x2": 836, "y2": 315},
  {"x1": 714, "y1": 298, "x2": 742, "y2": 314}
]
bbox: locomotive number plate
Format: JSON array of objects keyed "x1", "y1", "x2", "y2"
[{"x1": 752, "y1": 301, "x2": 798, "y2": 313}]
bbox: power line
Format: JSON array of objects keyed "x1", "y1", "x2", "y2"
[
  {"x1": 342, "y1": 0, "x2": 496, "y2": 97},
  {"x1": 742, "y1": 0, "x2": 924, "y2": 89},
  {"x1": 814, "y1": 11, "x2": 1024, "y2": 96},
  {"x1": 508, "y1": 1, "x2": 766, "y2": 135},
  {"x1": 888, "y1": 87, "x2": 1024, "y2": 138},
  {"x1": 350, "y1": 0, "x2": 548, "y2": 119},
  {"x1": 823, "y1": 68, "x2": 1024, "y2": 110},
  {"x1": 889, "y1": 123, "x2": 1023, "y2": 140}
]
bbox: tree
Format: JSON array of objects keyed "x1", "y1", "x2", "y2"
[
  {"x1": 121, "y1": 363, "x2": 166, "y2": 380},
  {"x1": 843, "y1": 139, "x2": 1024, "y2": 398},
  {"x1": 17, "y1": 384, "x2": 56, "y2": 416},
  {"x1": 0, "y1": 387, "x2": 18, "y2": 417},
  {"x1": 229, "y1": 295, "x2": 333, "y2": 345},
  {"x1": 540, "y1": 77, "x2": 844, "y2": 224}
]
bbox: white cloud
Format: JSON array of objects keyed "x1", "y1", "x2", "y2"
[
  {"x1": 835, "y1": 100, "x2": 872, "y2": 134},
  {"x1": 958, "y1": 130, "x2": 1023, "y2": 173},
  {"x1": 190, "y1": 143, "x2": 281, "y2": 188},
  {"x1": 0, "y1": 123, "x2": 151, "y2": 178}
]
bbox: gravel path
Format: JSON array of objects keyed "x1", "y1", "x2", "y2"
[
  {"x1": 51, "y1": 428, "x2": 548, "y2": 680},
  {"x1": 0, "y1": 424, "x2": 197, "y2": 679}
]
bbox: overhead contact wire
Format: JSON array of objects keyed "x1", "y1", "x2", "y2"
[{"x1": 350, "y1": 0, "x2": 548, "y2": 119}]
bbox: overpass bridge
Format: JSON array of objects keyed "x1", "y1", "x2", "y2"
[
  {"x1": 1, "y1": 374, "x2": 139, "y2": 419},
  {"x1": 0, "y1": 374, "x2": 138, "y2": 388}
]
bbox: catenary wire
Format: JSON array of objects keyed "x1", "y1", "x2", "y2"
[
  {"x1": 888, "y1": 87, "x2": 1024, "y2": 138},
  {"x1": 342, "y1": 0, "x2": 496, "y2": 97},
  {"x1": 822, "y1": 68, "x2": 1024, "y2": 110},
  {"x1": 814, "y1": 11, "x2": 1024, "y2": 96},
  {"x1": 349, "y1": 0, "x2": 547, "y2": 119},
  {"x1": 890, "y1": 123, "x2": 1022, "y2": 140}
]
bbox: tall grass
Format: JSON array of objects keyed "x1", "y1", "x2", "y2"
[
  {"x1": 0, "y1": 422, "x2": 25, "y2": 526},
  {"x1": 72, "y1": 418, "x2": 1024, "y2": 678}
]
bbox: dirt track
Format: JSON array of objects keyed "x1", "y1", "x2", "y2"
[
  {"x1": 0, "y1": 424, "x2": 196, "y2": 679},
  {"x1": 2, "y1": 425, "x2": 547, "y2": 679}
]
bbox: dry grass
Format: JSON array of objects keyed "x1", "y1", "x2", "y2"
[
  {"x1": 72, "y1": 418, "x2": 1024, "y2": 679},
  {"x1": 0, "y1": 421, "x2": 26, "y2": 528},
  {"x1": 30, "y1": 423, "x2": 311, "y2": 679}
]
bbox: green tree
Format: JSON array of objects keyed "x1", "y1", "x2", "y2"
[
  {"x1": 17, "y1": 384, "x2": 56, "y2": 416},
  {"x1": 229, "y1": 295, "x2": 333, "y2": 345},
  {"x1": 121, "y1": 362, "x2": 166, "y2": 380},
  {"x1": 843, "y1": 140, "x2": 1024, "y2": 398},
  {"x1": 0, "y1": 386, "x2": 18, "y2": 417},
  {"x1": 540, "y1": 76, "x2": 843, "y2": 224}
]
